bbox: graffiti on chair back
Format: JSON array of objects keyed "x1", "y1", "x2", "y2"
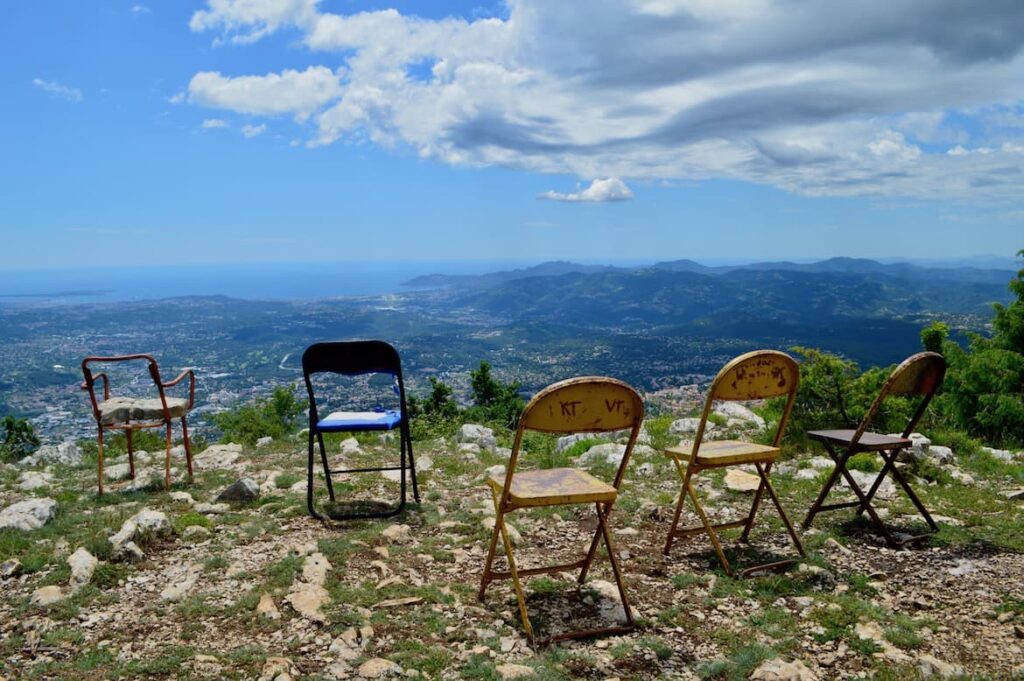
[
  {"x1": 716, "y1": 354, "x2": 795, "y2": 401},
  {"x1": 523, "y1": 378, "x2": 642, "y2": 434}
]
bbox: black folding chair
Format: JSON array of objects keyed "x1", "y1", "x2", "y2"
[
  {"x1": 802, "y1": 351, "x2": 946, "y2": 547},
  {"x1": 302, "y1": 341, "x2": 420, "y2": 521}
]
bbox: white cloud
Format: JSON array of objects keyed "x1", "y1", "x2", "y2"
[
  {"x1": 201, "y1": 118, "x2": 227, "y2": 129},
  {"x1": 540, "y1": 178, "x2": 634, "y2": 202},
  {"x1": 185, "y1": 0, "x2": 1024, "y2": 200},
  {"x1": 131, "y1": 5, "x2": 151, "y2": 14},
  {"x1": 241, "y1": 123, "x2": 267, "y2": 137},
  {"x1": 32, "y1": 78, "x2": 82, "y2": 102},
  {"x1": 188, "y1": 66, "x2": 342, "y2": 121}
]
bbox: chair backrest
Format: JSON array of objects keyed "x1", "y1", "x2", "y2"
[
  {"x1": 81, "y1": 354, "x2": 166, "y2": 422},
  {"x1": 301, "y1": 341, "x2": 408, "y2": 426},
  {"x1": 690, "y1": 350, "x2": 800, "y2": 460},
  {"x1": 852, "y1": 351, "x2": 946, "y2": 443},
  {"x1": 500, "y1": 376, "x2": 645, "y2": 501}
]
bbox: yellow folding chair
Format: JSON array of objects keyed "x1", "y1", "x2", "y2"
[
  {"x1": 662, "y1": 350, "x2": 804, "y2": 577},
  {"x1": 478, "y1": 376, "x2": 644, "y2": 645},
  {"x1": 802, "y1": 352, "x2": 946, "y2": 547}
]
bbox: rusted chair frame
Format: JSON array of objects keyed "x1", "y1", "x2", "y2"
[
  {"x1": 663, "y1": 350, "x2": 805, "y2": 577},
  {"x1": 302, "y1": 341, "x2": 419, "y2": 522},
  {"x1": 81, "y1": 354, "x2": 195, "y2": 494},
  {"x1": 478, "y1": 376, "x2": 643, "y2": 646},
  {"x1": 802, "y1": 352, "x2": 945, "y2": 547}
]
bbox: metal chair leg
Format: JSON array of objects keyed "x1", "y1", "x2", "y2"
[
  {"x1": 126, "y1": 428, "x2": 136, "y2": 481},
  {"x1": 664, "y1": 459, "x2": 693, "y2": 555},
  {"x1": 97, "y1": 427, "x2": 105, "y2": 495},
  {"x1": 496, "y1": 509, "x2": 534, "y2": 643},
  {"x1": 755, "y1": 463, "x2": 805, "y2": 557},
  {"x1": 687, "y1": 480, "x2": 733, "y2": 576},
  {"x1": 596, "y1": 503, "x2": 635, "y2": 628},
  {"x1": 181, "y1": 416, "x2": 194, "y2": 483},
  {"x1": 164, "y1": 422, "x2": 173, "y2": 490}
]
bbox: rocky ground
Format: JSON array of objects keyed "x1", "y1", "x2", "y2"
[{"x1": 2, "y1": 409, "x2": 1024, "y2": 680}]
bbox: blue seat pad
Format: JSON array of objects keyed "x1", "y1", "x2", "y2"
[{"x1": 316, "y1": 409, "x2": 403, "y2": 432}]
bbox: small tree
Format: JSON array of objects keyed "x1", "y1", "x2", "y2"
[
  {"x1": 468, "y1": 361, "x2": 525, "y2": 429},
  {"x1": 212, "y1": 386, "x2": 307, "y2": 446},
  {"x1": 922, "y1": 251, "x2": 1024, "y2": 446},
  {"x1": 0, "y1": 415, "x2": 40, "y2": 462}
]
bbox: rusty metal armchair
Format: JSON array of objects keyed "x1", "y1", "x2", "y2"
[
  {"x1": 81, "y1": 354, "x2": 195, "y2": 494},
  {"x1": 479, "y1": 376, "x2": 643, "y2": 646},
  {"x1": 302, "y1": 340, "x2": 419, "y2": 521},
  {"x1": 662, "y1": 350, "x2": 805, "y2": 577},
  {"x1": 802, "y1": 351, "x2": 946, "y2": 547}
]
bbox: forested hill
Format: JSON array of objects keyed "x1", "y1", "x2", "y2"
[
  {"x1": 406, "y1": 257, "x2": 1016, "y2": 289},
  {"x1": 448, "y1": 267, "x2": 1011, "y2": 325}
]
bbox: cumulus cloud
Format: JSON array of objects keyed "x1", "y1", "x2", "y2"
[
  {"x1": 188, "y1": 66, "x2": 342, "y2": 121},
  {"x1": 186, "y1": 0, "x2": 1024, "y2": 200},
  {"x1": 540, "y1": 178, "x2": 634, "y2": 202},
  {"x1": 201, "y1": 118, "x2": 227, "y2": 129},
  {"x1": 241, "y1": 123, "x2": 267, "y2": 137},
  {"x1": 32, "y1": 78, "x2": 82, "y2": 102}
]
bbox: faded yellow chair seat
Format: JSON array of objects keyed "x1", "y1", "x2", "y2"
[
  {"x1": 665, "y1": 439, "x2": 780, "y2": 467},
  {"x1": 99, "y1": 397, "x2": 189, "y2": 426},
  {"x1": 487, "y1": 468, "x2": 617, "y2": 507}
]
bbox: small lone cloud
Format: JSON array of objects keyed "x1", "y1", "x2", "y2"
[
  {"x1": 539, "y1": 177, "x2": 634, "y2": 202},
  {"x1": 131, "y1": 4, "x2": 151, "y2": 14},
  {"x1": 32, "y1": 78, "x2": 82, "y2": 102},
  {"x1": 241, "y1": 123, "x2": 267, "y2": 138},
  {"x1": 202, "y1": 118, "x2": 227, "y2": 129}
]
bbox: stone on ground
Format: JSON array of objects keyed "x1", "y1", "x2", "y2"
[
  {"x1": 357, "y1": 657, "x2": 402, "y2": 678},
  {"x1": 577, "y1": 442, "x2": 627, "y2": 466},
  {"x1": 458, "y1": 424, "x2": 497, "y2": 452},
  {"x1": 495, "y1": 663, "x2": 535, "y2": 680},
  {"x1": 713, "y1": 402, "x2": 766, "y2": 429},
  {"x1": 724, "y1": 468, "x2": 761, "y2": 492},
  {"x1": 216, "y1": 477, "x2": 260, "y2": 503},
  {"x1": 0, "y1": 497, "x2": 58, "y2": 531},
  {"x1": 749, "y1": 658, "x2": 818, "y2": 681},
  {"x1": 31, "y1": 585, "x2": 66, "y2": 607},
  {"x1": 917, "y1": 654, "x2": 963, "y2": 679},
  {"x1": 67, "y1": 547, "x2": 98, "y2": 592},
  {"x1": 256, "y1": 593, "x2": 281, "y2": 620},
  {"x1": 20, "y1": 440, "x2": 83, "y2": 466},
  {"x1": 194, "y1": 443, "x2": 242, "y2": 470},
  {"x1": 481, "y1": 516, "x2": 521, "y2": 545},
  {"x1": 381, "y1": 524, "x2": 412, "y2": 544},
  {"x1": 17, "y1": 470, "x2": 53, "y2": 490},
  {"x1": 108, "y1": 508, "x2": 170, "y2": 559},
  {"x1": 0, "y1": 558, "x2": 22, "y2": 579}
]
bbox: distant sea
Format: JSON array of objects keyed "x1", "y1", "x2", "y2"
[{"x1": 0, "y1": 259, "x2": 650, "y2": 304}]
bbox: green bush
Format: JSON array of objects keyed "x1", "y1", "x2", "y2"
[
  {"x1": 921, "y1": 251, "x2": 1024, "y2": 447},
  {"x1": 0, "y1": 415, "x2": 40, "y2": 462},
  {"x1": 763, "y1": 347, "x2": 912, "y2": 449},
  {"x1": 212, "y1": 386, "x2": 306, "y2": 446}
]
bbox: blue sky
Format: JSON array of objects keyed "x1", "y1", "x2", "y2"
[{"x1": 2, "y1": 1, "x2": 1023, "y2": 270}]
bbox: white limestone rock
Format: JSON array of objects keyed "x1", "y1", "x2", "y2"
[
  {"x1": 67, "y1": 547, "x2": 98, "y2": 592},
  {"x1": 457, "y1": 424, "x2": 496, "y2": 452},
  {"x1": 0, "y1": 498, "x2": 58, "y2": 531},
  {"x1": 20, "y1": 440, "x2": 83, "y2": 467}
]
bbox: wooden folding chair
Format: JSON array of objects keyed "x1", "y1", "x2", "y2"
[
  {"x1": 662, "y1": 350, "x2": 804, "y2": 577},
  {"x1": 478, "y1": 377, "x2": 643, "y2": 646},
  {"x1": 802, "y1": 351, "x2": 946, "y2": 547}
]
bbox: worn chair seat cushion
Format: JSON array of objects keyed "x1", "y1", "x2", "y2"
[
  {"x1": 316, "y1": 409, "x2": 403, "y2": 432},
  {"x1": 99, "y1": 397, "x2": 188, "y2": 425},
  {"x1": 487, "y1": 468, "x2": 617, "y2": 508}
]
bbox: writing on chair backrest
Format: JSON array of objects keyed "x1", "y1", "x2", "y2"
[
  {"x1": 711, "y1": 351, "x2": 799, "y2": 402},
  {"x1": 520, "y1": 378, "x2": 643, "y2": 435}
]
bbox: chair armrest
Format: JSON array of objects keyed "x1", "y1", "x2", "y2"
[
  {"x1": 80, "y1": 372, "x2": 110, "y2": 400},
  {"x1": 162, "y1": 369, "x2": 196, "y2": 410}
]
